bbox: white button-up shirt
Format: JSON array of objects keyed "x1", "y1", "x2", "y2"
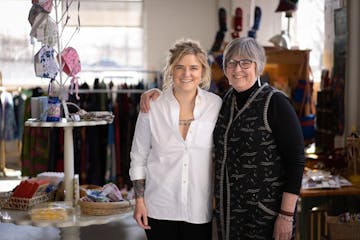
[{"x1": 129, "y1": 87, "x2": 222, "y2": 224}]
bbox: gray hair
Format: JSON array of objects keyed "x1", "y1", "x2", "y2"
[
  {"x1": 223, "y1": 37, "x2": 266, "y2": 77},
  {"x1": 162, "y1": 39, "x2": 211, "y2": 90}
]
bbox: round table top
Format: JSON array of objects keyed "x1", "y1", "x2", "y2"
[{"x1": 25, "y1": 118, "x2": 108, "y2": 128}]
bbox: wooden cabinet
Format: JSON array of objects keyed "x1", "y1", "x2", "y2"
[{"x1": 263, "y1": 47, "x2": 311, "y2": 92}]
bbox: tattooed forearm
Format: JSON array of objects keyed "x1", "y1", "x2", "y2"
[{"x1": 133, "y1": 179, "x2": 145, "y2": 199}]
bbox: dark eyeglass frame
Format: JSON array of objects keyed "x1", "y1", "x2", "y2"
[{"x1": 226, "y1": 59, "x2": 254, "y2": 69}]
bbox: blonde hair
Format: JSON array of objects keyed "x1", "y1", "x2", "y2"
[{"x1": 162, "y1": 39, "x2": 211, "y2": 90}]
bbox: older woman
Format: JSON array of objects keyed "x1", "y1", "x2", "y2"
[
  {"x1": 213, "y1": 37, "x2": 304, "y2": 240},
  {"x1": 140, "y1": 37, "x2": 305, "y2": 240},
  {"x1": 129, "y1": 39, "x2": 222, "y2": 240}
]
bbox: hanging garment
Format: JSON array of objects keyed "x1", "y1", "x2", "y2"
[
  {"x1": 13, "y1": 93, "x2": 26, "y2": 140},
  {"x1": 21, "y1": 93, "x2": 50, "y2": 176},
  {"x1": 0, "y1": 91, "x2": 18, "y2": 141}
]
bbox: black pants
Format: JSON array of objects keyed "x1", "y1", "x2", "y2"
[{"x1": 145, "y1": 217, "x2": 212, "y2": 240}]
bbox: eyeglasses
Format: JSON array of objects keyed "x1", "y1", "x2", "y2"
[{"x1": 226, "y1": 59, "x2": 254, "y2": 69}]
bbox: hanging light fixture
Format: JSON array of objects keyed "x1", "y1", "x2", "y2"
[{"x1": 269, "y1": 0, "x2": 299, "y2": 49}]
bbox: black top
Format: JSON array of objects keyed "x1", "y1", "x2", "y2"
[{"x1": 234, "y1": 83, "x2": 305, "y2": 195}]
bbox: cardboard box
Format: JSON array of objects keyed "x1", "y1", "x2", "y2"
[{"x1": 327, "y1": 216, "x2": 360, "y2": 240}]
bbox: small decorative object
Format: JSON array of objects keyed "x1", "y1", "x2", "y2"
[
  {"x1": 346, "y1": 135, "x2": 360, "y2": 184},
  {"x1": 47, "y1": 79, "x2": 61, "y2": 122},
  {"x1": 60, "y1": 47, "x2": 81, "y2": 100},
  {"x1": 269, "y1": 30, "x2": 290, "y2": 49},
  {"x1": 34, "y1": 46, "x2": 58, "y2": 80}
]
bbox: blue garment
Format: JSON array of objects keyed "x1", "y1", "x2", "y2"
[
  {"x1": 13, "y1": 93, "x2": 26, "y2": 139},
  {"x1": 0, "y1": 91, "x2": 18, "y2": 141}
]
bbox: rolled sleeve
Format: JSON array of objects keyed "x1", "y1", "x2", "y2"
[{"x1": 129, "y1": 111, "x2": 151, "y2": 181}]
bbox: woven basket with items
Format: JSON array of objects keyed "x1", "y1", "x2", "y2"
[
  {"x1": 79, "y1": 200, "x2": 134, "y2": 216},
  {"x1": 1, "y1": 192, "x2": 54, "y2": 211},
  {"x1": 79, "y1": 183, "x2": 134, "y2": 216},
  {"x1": 0, "y1": 177, "x2": 58, "y2": 210}
]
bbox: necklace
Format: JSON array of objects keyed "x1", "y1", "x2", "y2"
[{"x1": 178, "y1": 118, "x2": 194, "y2": 126}]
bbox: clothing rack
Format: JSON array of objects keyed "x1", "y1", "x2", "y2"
[
  {"x1": 0, "y1": 90, "x2": 5, "y2": 176},
  {"x1": 82, "y1": 68, "x2": 161, "y2": 75},
  {"x1": 76, "y1": 89, "x2": 146, "y2": 94},
  {"x1": 80, "y1": 68, "x2": 162, "y2": 89}
]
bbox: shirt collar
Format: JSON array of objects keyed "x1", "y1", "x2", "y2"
[{"x1": 163, "y1": 86, "x2": 205, "y2": 105}]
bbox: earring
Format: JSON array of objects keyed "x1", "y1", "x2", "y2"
[{"x1": 257, "y1": 77, "x2": 261, "y2": 87}]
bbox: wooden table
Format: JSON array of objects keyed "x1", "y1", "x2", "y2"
[
  {"x1": 299, "y1": 185, "x2": 360, "y2": 240},
  {"x1": 300, "y1": 185, "x2": 360, "y2": 198}
]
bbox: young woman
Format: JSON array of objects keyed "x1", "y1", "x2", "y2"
[{"x1": 129, "y1": 39, "x2": 222, "y2": 240}]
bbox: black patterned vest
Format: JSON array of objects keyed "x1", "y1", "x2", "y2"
[{"x1": 213, "y1": 84, "x2": 293, "y2": 240}]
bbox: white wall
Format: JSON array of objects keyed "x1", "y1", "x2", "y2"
[
  {"x1": 230, "y1": 0, "x2": 281, "y2": 46},
  {"x1": 144, "y1": 0, "x2": 217, "y2": 71},
  {"x1": 144, "y1": 0, "x2": 281, "y2": 71}
]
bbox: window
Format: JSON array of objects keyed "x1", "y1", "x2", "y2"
[
  {"x1": 285, "y1": 0, "x2": 325, "y2": 82},
  {"x1": 0, "y1": 0, "x2": 144, "y2": 87},
  {"x1": 0, "y1": 1, "x2": 36, "y2": 87}
]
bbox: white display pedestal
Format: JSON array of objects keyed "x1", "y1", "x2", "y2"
[{"x1": 24, "y1": 118, "x2": 107, "y2": 203}]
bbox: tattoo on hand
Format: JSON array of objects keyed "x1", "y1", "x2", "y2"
[{"x1": 133, "y1": 179, "x2": 145, "y2": 199}]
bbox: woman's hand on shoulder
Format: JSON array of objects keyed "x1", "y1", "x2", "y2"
[{"x1": 140, "y1": 89, "x2": 161, "y2": 113}]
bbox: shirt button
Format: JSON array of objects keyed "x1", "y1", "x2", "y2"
[{"x1": 184, "y1": 163, "x2": 187, "y2": 167}]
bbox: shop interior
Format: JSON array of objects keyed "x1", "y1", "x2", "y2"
[{"x1": 0, "y1": 0, "x2": 359, "y2": 239}]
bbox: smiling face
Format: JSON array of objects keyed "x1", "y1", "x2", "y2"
[
  {"x1": 172, "y1": 54, "x2": 202, "y2": 95},
  {"x1": 222, "y1": 37, "x2": 266, "y2": 92},
  {"x1": 225, "y1": 55, "x2": 257, "y2": 92}
]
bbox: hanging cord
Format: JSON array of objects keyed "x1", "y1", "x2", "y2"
[{"x1": 59, "y1": 0, "x2": 81, "y2": 48}]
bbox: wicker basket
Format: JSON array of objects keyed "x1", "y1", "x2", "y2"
[
  {"x1": 79, "y1": 199, "x2": 135, "y2": 216},
  {"x1": 1, "y1": 192, "x2": 54, "y2": 211}
]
